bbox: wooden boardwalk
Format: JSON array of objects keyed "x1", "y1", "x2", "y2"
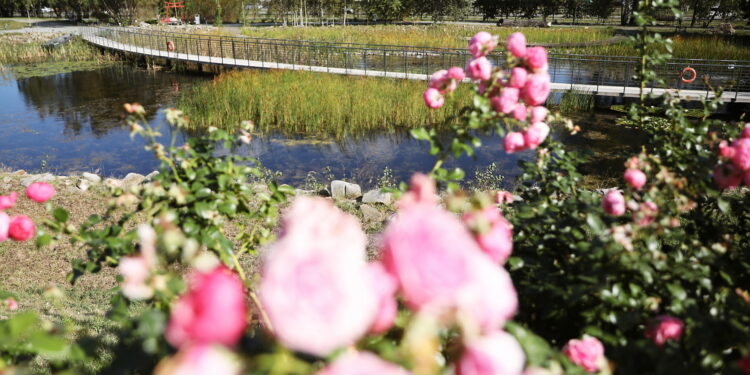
[{"x1": 82, "y1": 33, "x2": 750, "y2": 104}]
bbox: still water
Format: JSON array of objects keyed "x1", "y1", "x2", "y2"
[{"x1": 0, "y1": 65, "x2": 539, "y2": 189}]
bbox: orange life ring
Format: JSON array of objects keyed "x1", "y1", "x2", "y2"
[
  {"x1": 681, "y1": 67, "x2": 697, "y2": 84},
  {"x1": 166, "y1": 40, "x2": 175, "y2": 52}
]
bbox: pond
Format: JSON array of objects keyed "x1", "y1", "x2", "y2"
[{"x1": 0, "y1": 64, "x2": 632, "y2": 189}]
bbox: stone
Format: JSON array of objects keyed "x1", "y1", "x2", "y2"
[
  {"x1": 77, "y1": 179, "x2": 91, "y2": 192},
  {"x1": 20, "y1": 173, "x2": 55, "y2": 187},
  {"x1": 104, "y1": 178, "x2": 123, "y2": 188},
  {"x1": 359, "y1": 204, "x2": 385, "y2": 224},
  {"x1": 330, "y1": 180, "x2": 362, "y2": 200},
  {"x1": 144, "y1": 171, "x2": 159, "y2": 182},
  {"x1": 362, "y1": 189, "x2": 393, "y2": 205},
  {"x1": 121, "y1": 173, "x2": 145, "y2": 189},
  {"x1": 81, "y1": 172, "x2": 101, "y2": 183},
  {"x1": 13, "y1": 170, "x2": 26, "y2": 176}
]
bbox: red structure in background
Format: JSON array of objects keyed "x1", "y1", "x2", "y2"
[{"x1": 161, "y1": 1, "x2": 185, "y2": 24}]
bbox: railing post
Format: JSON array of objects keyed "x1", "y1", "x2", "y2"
[
  {"x1": 232, "y1": 40, "x2": 236, "y2": 63},
  {"x1": 383, "y1": 50, "x2": 387, "y2": 76}
]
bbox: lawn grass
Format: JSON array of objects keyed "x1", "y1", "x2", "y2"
[
  {"x1": 0, "y1": 20, "x2": 26, "y2": 30},
  {"x1": 178, "y1": 69, "x2": 471, "y2": 138}
]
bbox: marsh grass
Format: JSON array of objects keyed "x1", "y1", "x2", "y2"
[
  {"x1": 178, "y1": 70, "x2": 470, "y2": 138},
  {"x1": 558, "y1": 90, "x2": 596, "y2": 113},
  {"x1": 0, "y1": 35, "x2": 117, "y2": 65}
]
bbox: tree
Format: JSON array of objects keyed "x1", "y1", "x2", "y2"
[
  {"x1": 473, "y1": 0, "x2": 501, "y2": 20},
  {"x1": 589, "y1": 0, "x2": 616, "y2": 21},
  {"x1": 360, "y1": 0, "x2": 402, "y2": 22}
]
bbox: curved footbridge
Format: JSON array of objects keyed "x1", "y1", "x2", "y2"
[{"x1": 81, "y1": 27, "x2": 750, "y2": 103}]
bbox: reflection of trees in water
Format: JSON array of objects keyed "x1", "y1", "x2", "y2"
[{"x1": 15, "y1": 66, "x2": 201, "y2": 137}]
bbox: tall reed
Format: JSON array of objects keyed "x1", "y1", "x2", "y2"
[
  {"x1": 178, "y1": 70, "x2": 470, "y2": 138},
  {"x1": 0, "y1": 35, "x2": 117, "y2": 65}
]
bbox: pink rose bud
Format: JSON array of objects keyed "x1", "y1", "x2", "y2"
[
  {"x1": 8, "y1": 215, "x2": 35, "y2": 241},
  {"x1": 166, "y1": 266, "x2": 247, "y2": 348},
  {"x1": 5, "y1": 297, "x2": 18, "y2": 310},
  {"x1": 315, "y1": 351, "x2": 411, "y2": 375},
  {"x1": 562, "y1": 336, "x2": 606, "y2": 373},
  {"x1": 530, "y1": 106, "x2": 548, "y2": 124},
  {"x1": 713, "y1": 164, "x2": 742, "y2": 190},
  {"x1": 602, "y1": 190, "x2": 626, "y2": 216},
  {"x1": 742, "y1": 124, "x2": 750, "y2": 139},
  {"x1": 154, "y1": 344, "x2": 243, "y2": 375},
  {"x1": 468, "y1": 31, "x2": 497, "y2": 58},
  {"x1": 367, "y1": 262, "x2": 398, "y2": 334},
  {"x1": 732, "y1": 138, "x2": 750, "y2": 171},
  {"x1": 739, "y1": 353, "x2": 750, "y2": 375},
  {"x1": 504, "y1": 132, "x2": 527, "y2": 153},
  {"x1": 397, "y1": 173, "x2": 439, "y2": 209},
  {"x1": 429, "y1": 69, "x2": 449, "y2": 89},
  {"x1": 0, "y1": 192, "x2": 17, "y2": 210},
  {"x1": 457, "y1": 330, "x2": 526, "y2": 375},
  {"x1": 463, "y1": 207, "x2": 514, "y2": 264},
  {"x1": 522, "y1": 74, "x2": 551, "y2": 106},
  {"x1": 645, "y1": 315, "x2": 684, "y2": 347},
  {"x1": 491, "y1": 88, "x2": 520, "y2": 115},
  {"x1": 506, "y1": 32, "x2": 527, "y2": 58},
  {"x1": 624, "y1": 169, "x2": 647, "y2": 190},
  {"x1": 0, "y1": 212, "x2": 9, "y2": 242},
  {"x1": 26, "y1": 182, "x2": 56, "y2": 203},
  {"x1": 512, "y1": 103, "x2": 528, "y2": 121},
  {"x1": 448, "y1": 66, "x2": 467, "y2": 81},
  {"x1": 525, "y1": 46, "x2": 549, "y2": 72},
  {"x1": 260, "y1": 198, "x2": 377, "y2": 356},
  {"x1": 423, "y1": 88, "x2": 445, "y2": 109},
  {"x1": 466, "y1": 57, "x2": 493, "y2": 82},
  {"x1": 719, "y1": 140, "x2": 736, "y2": 158},
  {"x1": 509, "y1": 67, "x2": 528, "y2": 89},
  {"x1": 524, "y1": 122, "x2": 550, "y2": 150}
]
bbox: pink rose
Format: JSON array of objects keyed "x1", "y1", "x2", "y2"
[
  {"x1": 469, "y1": 31, "x2": 497, "y2": 58},
  {"x1": 522, "y1": 74, "x2": 551, "y2": 106},
  {"x1": 8, "y1": 215, "x2": 35, "y2": 241},
  {"x1": 530, "y1": 106, "x2": 548, "y2": 124},
  {"x1": 26, "y1": 182, "x2": 56, "y2": 203},
  {"x1": 512, "y1": 103, "x2": 528, "y2": 121},
  {"x1": 525, "y1": 46, "x2": 548, "y2": 72},
  {"x1": 0, "y1": 192, "x2": 17, "y2": 210},
  {"x1": 496, "y1": 191, "x2": 517, "y2": 204},
  {"x1": 635, "y1": 201, "x2": 659, "y2": 226},
  {"x1": 457, "y1": 330, "x2": 525, "y2": 375},
  {"x1": 0, "y1": 212, "x2": 9, "y2": 242},
  {"x1": 423, "y1": 88, "x2": 445, "y2": 109},
  {"x1": 448, "y1": 66, "x2": 466, "y2": 81},
  {"x1": 466, "y1": 57, "x2": 493, "y2": 82},
  {"x1": 429, "y1": 69, "x2": 458, "y2": 93},
  {"x1": 314, "y1": 351, "x2": 410, "y2": 375},
  {"x1": 509, "y1": 67, "x2": 528, "y2": 89},
  {"x1": 368, "y1": 262, "x2": 398, "y2": 334},
  {"x1": 397, "y1": 173, "x2": 438, "y2": 209},
  {"x1": 504, "y1": 132, "x2": 527, "y2": 153},
  {"x1": 506, "y1": 32, "x2": 527, "y2": 58},
  {"x1": 381, "y1": 200, "x2": 517, "y2": 331},
  {"x1": 624, "y1": 169, "x2": 647, "y2": 190},
  {"x1": 166, "y1": 266, "x2": 247, "y2": 348},
  {"x1": 739, "y1": 353, "x2": 750, "y2": 375},
  {"x1": 719, "y1": 140, "x2": 736, "y2": 159},
  {"x1": 523, "y1": 122, "x2": 550, "y2": 149},
  {"x1": 742, "y1": 124, "x2": 750, "y2": 139},
  {"x1": 154, "y1": 344, "x2": 243, "y2": 375},
  {"x1": 562, "y1": 336, "x2": 605, "y2": 373},
  {"x1": 464, "y1": 207, "x2": 514, "y2": 264},
  {"x1": 602, "y1": 190, "x2": 625, "y2": 216},
  {"x1": 260, "y1": 197, "x2": 377, "y2": 356},
  {"x1": 732, "y1": 138, "x2": 750, "y2": 170},
  {"x1": 645, "y1": 315, "x2": 684, "y2": 347},
  {"x1": 118, "y1": 256, "x2": 153, "y2": 301},
  {"x1": 491, "y1": 88, "x2": 520, "y2": 115},
  {"x1": 713, "y1": 164, "x2": 742, "y2": 190}
]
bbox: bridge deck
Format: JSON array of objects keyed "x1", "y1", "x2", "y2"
[{"x1": 82, "y1": 34, "x2": 750, "y2": 104}]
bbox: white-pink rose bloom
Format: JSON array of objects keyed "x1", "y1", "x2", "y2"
[
  {"x1": 260, "y1": 197, "x2": 378, "y2": 356},
  {"x1": 315, "y1": 351, "x2": 411, "y2": 375},
  {"x1": 457, "y1": 331, "x2": 526, "y2": 375}
]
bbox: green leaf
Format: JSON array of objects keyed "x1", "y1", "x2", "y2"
[{"x1": 53, "y1": 207, "x2": 69, "y2": 223}]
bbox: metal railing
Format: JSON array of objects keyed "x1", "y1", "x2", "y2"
[{"x1": 81, "y1": 26, "x2": 750, "y2": 101}]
